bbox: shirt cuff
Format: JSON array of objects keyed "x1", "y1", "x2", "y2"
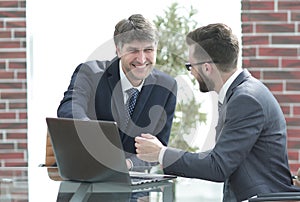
[
  {"x1": 126, "y1": 158, "x2": 133, "y2": 170},
  {"x1": 158, "y1": 146, "x2": 167, "y2": 164}
]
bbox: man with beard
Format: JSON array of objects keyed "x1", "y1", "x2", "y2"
[
  {"x1": 57, "y1": 14, "x2": 177, "y2": 171},
  {"x1": 135, "y1": 23, "x2": 300, "y2": 201}
]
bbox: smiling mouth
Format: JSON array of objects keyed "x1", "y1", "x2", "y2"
[{"x1": 132, "y1": 63, "x2": 149, "y2": 68}]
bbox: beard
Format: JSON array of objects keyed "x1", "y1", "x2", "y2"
[
  {"x1": 196, "y1": 73, "x2": 214, "y2": 93},
  {"x1": 198, "y1": 79, "x2": 209, "y2": 92}
]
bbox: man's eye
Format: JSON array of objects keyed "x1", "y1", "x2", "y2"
[
  {"x1": 144, "y1": 49, "x2": 154, "y2": 52},
  {"x1": 129, "y1": 50, "x2": 139, "y2": 53}
]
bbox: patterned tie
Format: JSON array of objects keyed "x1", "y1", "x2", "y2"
[{"x1": 125, "y1": 88, "x2": 139, "y2": 123}]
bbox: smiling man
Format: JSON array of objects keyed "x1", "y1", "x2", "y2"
[{"x1": 57, "y1": 14, "x2": 177, "y2": 171}]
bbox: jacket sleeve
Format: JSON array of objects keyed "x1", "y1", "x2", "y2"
[
  {"x1": 57, "y1": 62, "x2": 101, "y2": 120},
  {"x1": 163, "y1": 94, "x2": 264, "y2": 182}
]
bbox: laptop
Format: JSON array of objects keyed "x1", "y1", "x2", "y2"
[{"x1": 45, "y1": 117, "x2": 176, "y2": 186}]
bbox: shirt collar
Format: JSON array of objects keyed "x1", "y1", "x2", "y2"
[
  {"x1": 218, "y1": 67, "x2": 243, "y2": 104},
  {"x1": 119, "y1": 60, "x2": 144, "y2": 92}
]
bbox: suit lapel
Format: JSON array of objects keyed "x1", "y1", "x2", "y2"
[
  {"x1": 215, "y1": 69, "x2": 251, "y2": 141},
  {"x1": 106, "y1": 58, "x2": 129, "y2": 133}
]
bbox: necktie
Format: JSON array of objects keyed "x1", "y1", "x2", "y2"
[
  {"x1": 215, "y1": 101, "x2": 223, "y2": 141},
  {"x1": 125, "y1": 88, "x2": 139, "y2": 123},
  {"x1": 218, "y1": 101, "x2": 223, "y2": 114}
]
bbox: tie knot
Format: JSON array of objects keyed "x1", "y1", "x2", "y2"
[{"x1": 126, "y1": 88, "x2": 139, "y2": 97}]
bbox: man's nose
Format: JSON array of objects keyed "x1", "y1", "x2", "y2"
[{"x1": 136, "y1": 51, "x2": 146, "y2": 63}]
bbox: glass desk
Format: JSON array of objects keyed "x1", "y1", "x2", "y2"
[{"x1": 0, "y1": 167, "x2": 223, "y2": 201}]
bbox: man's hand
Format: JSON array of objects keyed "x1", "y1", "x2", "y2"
[{"x1": 135, "y1": 133, "x2": 164, "y2": 162}]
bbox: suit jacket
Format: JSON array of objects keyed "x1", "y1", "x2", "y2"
[
  {"x1": 57, "y1": 57, "x2": 177, "y2": 169},
  {"x1": 162, "y1": 69, "x2": 300, "y2": 201}
]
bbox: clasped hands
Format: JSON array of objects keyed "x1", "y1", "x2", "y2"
[{"x1": 135, "y1": 133, "x2": 164, "y2": 162}]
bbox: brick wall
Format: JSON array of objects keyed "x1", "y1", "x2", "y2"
[
  {"x1": 241, "y1": 0, "x2": 300, "y2": 174},
  {"x1": 0, "y1": 0, "x2": 27, "y2": 167}
]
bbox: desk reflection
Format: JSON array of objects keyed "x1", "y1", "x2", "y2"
[
  {"x1": 47, "y1": 167, "x2": 174, "y2": 202},
  {"x1": 0, "y1": 167, "x2": 222, "y2": 202},
  {"x1": 56, "y1": 180, "x2": 173, "y2": 202}
]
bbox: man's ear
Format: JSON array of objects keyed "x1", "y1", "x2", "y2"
[{"x1": 202, "y1": 63, "x2": 213, "y2": 76}]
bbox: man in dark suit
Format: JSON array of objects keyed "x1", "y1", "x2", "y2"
[
  {"x1": 57, "y1": 14, "x2": 177, "y2": 171},
  {"x1": 135, "y1": 23, "x2": 300, "y2": 201}
]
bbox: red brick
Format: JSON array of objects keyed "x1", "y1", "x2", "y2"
[
  {"x1": 242, "y1": 12, "x2": 288, "y2": 22},
  {"x1": 242, "y1": 1, "x2": 274, "y2": 11},
  {"x1": 292, "y1": 12, "x2": 300, "y2": 21},
  {"x1": 294, "y1": 106, "x2": 300, "y2": 116},
  {"x1": 0, "y1": 1, "x2": 19, "y2": 8},
  {"x1": 9, "y1": 62, "x2": 26, "y2": 69},
  {"x1": 243, "y1": 58, "x2": 278, "y2": 68},
  {"x1": 0, "y1": 11, "x2": 25, "y2": 18},
  {"x1": 288, "y1": 151, "x2": 299, "y2": 161},
  {"x1": 5, "y1": 161, "x2": 27, "y2": 167},
  {"x1": 0, "y1": 103, "x2": 5, "y2": 110},
  {"x1": 17, "y1": 71, "x2": 26, "y2": 79},
  {"x1": 279, "y1": 1, "x2": 300, "y2": 10},
  {"x1": 287, "y1": 129, "x2": 300, "y2": 138},
  {"x1": 9, "y1": 102, "x2": 26, "y2": 109},
  {"x1": 0, "y1": 82, "x2": 23, "y2": 89},
  {"x1": 259, "y1": 47, "x2": 298, "y2": 57},
  {"x1": 0, "y1": 92, "x2": 26, "y2": 99},
  {"x1": 19, "y1": 112, "x2": 27, "y2": 119},
  {"x1": 272, "y1": 36, "x2": 300, "y2": 45},
  {"x1": 242, "y1": 35, "x2": 269, "y2": 45},
  {"x1": 282, "y1": 59, "x2": 300, "y2": 68},
  {"x1": 256, "y1": 24, "x2": 295, "y2": 33},
  {"x1": 274, "y1": 94, "x2": 300, "y2": 103},
  {"x1": 0, "y1": 122, "x2": 27, "y2": 130},
  {"x1": 18, "y1": 142, "x2": 27, "y2": 149},
  {"x1": 6, "y1": 21, "x2": 26, "y2": 28},
  {"x1": 0, "y1": 152, "x2": 24, "y2": 159},
  {"x1": 0, "y1": 31, "x2": 11, "y2": 38},
  {"x1": 264, "y1": 70, "x2": 300, "y2": 80},
  {"x1": 0, "y1": 71, "x2": 14, "y2": 79},
  {"x1": 264, "y1": 82, "x2": 283, "y2": 92},
  {"x1": 286, "y1": 82, "x2": 300, "y2": 91},
  {"x1": 0, "y1": 143, "x2": 14, "y2": 149},
  {"x1": 0, "y1": 112, "x2": 16, "y2": 119},
  {"x1": 286, "y1": 117, "x2": 300, "y2": 127},
  {"x1": 15, "y1": 31, "x2": 26, "y2": 38},
  {"x1": 0, "y1": 51, "x2": 26, "y2": 59},
  {"x1": 0, "y1": 41, "x2": 21, "y2": 48},
  {"x1": 7, "y1": 132, "x2": 27, "y2": 139}
]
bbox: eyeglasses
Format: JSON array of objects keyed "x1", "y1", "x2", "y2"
[{"x1": 185, "y1": 61, "x2": 217, "y2": 71}]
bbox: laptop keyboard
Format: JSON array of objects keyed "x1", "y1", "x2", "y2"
[{"x1": 130, "y1": 176, "x2": 159, "y2": 185}]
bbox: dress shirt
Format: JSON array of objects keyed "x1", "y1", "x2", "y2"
[{"x1": 119, "y1": 60, "x2": 143, "y2": 104}]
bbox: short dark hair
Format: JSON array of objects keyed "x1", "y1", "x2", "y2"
[
  {"x1": 114, "y1": 14, "x2": 158, "y2": 48},
  {"x1": 186, "y1": 23, "x2": 239, "y2": 72}
]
